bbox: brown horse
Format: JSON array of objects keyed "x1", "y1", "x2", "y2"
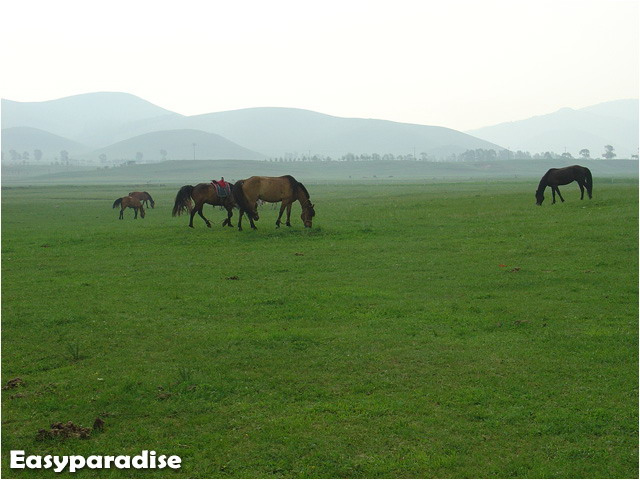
[
  {"x1": 113, "y1": 196, "x2": 145, "y2": 219},
  {"x1": 172, "y1": 182, "x2": 236, "y2": 228},
  {"x1": 233, "y1": 175, "x2": 315, "y2": 230},
  {"x1": 535, "y1": 165, "x2": 593, "y2": 205},
  {"x1": 128, "y1": 191, "x2": 155, "y2": 208}
]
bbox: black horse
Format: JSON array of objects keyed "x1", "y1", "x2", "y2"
[{"x1": 535, "y1": 165, "x2": 593, "y2": 205}]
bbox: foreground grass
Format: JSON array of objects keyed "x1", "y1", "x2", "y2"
[{"x1": 1, "y1": 180, "x2": 638, "y2": 478}]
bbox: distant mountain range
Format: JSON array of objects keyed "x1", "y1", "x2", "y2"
[
  {"x1": 467, "y1": 99, "x2": 639, "y2": 157},
  {"x1": 1, "y1": 92, "x2": 638, "y2": 162},
  {"x1": 1, "y1": 92, "x2": 502, "y2": 162}
]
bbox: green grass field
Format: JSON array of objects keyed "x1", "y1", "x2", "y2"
[{"x1": 1, "y1": 180, "x2": 638, "y2": 478}]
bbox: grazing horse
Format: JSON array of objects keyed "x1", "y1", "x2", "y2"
[
  {"x1": 172, "y1": 182, "x2": 236, "y2": 228},
  {"x1": 113, "y1": 196, "x2": 145, "y2": 219},
  {"x1": 233, "y1": 175, "x2": 315, "y2": 230},
  {"x1": 128, "y1": 191, "x2": 155, "y2": 208},
  {"x1": 535, "y1": 165, "x2": 593, "y2": 205}
]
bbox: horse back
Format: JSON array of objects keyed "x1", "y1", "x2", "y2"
[
  {"x1": 123, "y1": 195, "x2": 143, "y2": 208},
  {"x1": 244, "y1": 176, "x2": 295, "y2": 202}
]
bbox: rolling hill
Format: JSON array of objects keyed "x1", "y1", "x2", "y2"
[
  {"x1": 2, "y1": 92, "x2": 505, "y2": 159},
  {"x1": 467, "y1": 99, "x2": 639, "y2": 157},
  {"x1": 1, "y1": 92, "x2": 182, "y2": 148},
  {"x1": 129, "y1": 107, "x2": 505, "y2": 158},
  {"x1": 88, "y1": 129, "x2": 265, "y2": 162},
  {"x1": 1, "y1": 127, "x2": 89, "y2": 160}
]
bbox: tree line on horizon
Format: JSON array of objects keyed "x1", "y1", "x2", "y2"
[{"x1": 2, "y1": 145, "x2": 638, "y2": 166}]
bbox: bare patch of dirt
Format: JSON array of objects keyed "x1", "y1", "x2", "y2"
[
  {"x1": 2, "y1": 378, "x2": 25, "y2": 390},
  {"x1": 36, "y1": 421, "x2": 91, "y2": 441}
]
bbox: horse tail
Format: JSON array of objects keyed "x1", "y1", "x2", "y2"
[
  {"x1": 232, "y1": 180, "x2": 258, "y2": 220},
  {"x1": 172, "y1": 185, "x2": 194, "y2": 216},
  {"x1": 584, "y1": 167, "x2": 593, "y2": 197},
  {"x1": 112, "y1": 197, "x2": 122, "y2": 209}
]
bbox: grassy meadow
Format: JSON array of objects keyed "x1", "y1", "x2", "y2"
[{"x1": 1, "y1": 179, "x2": 638, "y2": 478}]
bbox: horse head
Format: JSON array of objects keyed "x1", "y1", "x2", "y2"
[
  {"x1": 301, "y1": 203, "x2": 315, "y2": 228},
  {"x1": 535, "y1": 190, "x2": 544, "y2": 206}
]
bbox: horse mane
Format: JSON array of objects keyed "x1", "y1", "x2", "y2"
[
  {"x1": 282, "y1": 175, "x2": 310, "y2": 199},
  {"x1": 143, "y1": 191, "x2": 153, "y2": 200},
  {"x1": 297, "y1": 182, "x2": 310, "y2": 199},
  {"x1": 536, "y1": 171, "x2": 550, "y2": 193}
]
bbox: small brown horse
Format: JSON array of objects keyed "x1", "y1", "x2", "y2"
[
  {"x1": 172, "y1": 182, "x2": 236, "y2": 228},
  {"x1": 535, "y1": 165, "x2": 593, "y2": 205},
  {"x1": 113, "y1": 196, "x2": 145, "y2": 219},
  {"x1": 128, "y1": 191, "x2": 155, "y2": 208},
  {"x1": 233, "y1": 175, "x2": 315, "y2": 230}
]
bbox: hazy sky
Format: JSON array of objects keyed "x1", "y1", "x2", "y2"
[{"x1": 1, "y1": 0, "x2": 638, "y2": 131}]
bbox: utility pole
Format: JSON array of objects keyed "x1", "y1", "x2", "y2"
[{"x1": 192, "y1": 143, "x2": 197, "y2": 160}]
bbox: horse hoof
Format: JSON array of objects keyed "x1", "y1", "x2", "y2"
[{"x1": 189, "y1": 225, "x2": 194, "y2": 228}]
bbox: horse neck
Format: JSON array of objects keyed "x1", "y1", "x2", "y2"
[
  {"x1": 296, "y1": 189, "x2": 311, "y2": 208},
  {"x1": 536, "y1": 176, "x2": 548, "y2": 194}
]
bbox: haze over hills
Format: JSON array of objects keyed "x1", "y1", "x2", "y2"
[
  {"x1": 89, "y1": 129, "x2": 264, "y2": 162},
  {"x1": 2, "y1": 92, "x2": 638, "y2": 164},
  {"x1": 467, "y1": 99, "x2": 639, "y2": 158},
  {"x1": 125, "y1": 107, "x2": 505, "y2": 159},
  {"x1": 1, "y1": 127, "x2": 89, "y2": 159},
  {"x1": 2, "y1": 92, "x2": 504, "y2": 161},
  {"x1": 1, "y1": 92, "x2": 181, "y2": 148}
]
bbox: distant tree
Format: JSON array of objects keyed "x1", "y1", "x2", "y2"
[
  {"x1": 22, "y1": 151, "x2": 30, "y2": 161},
  {"x1": 9, "y1": 150, "x2": 21, "y2": 161},
  {"x1": 514, "y1": 150, "x2": 531, "y2": 159},
  {"x1": 632, "y1": 153, "x2": 639, "y2": 160},
  {"x1": 136, "y1": 152, "x2": 144, "y2": 162},
  {"x1": 543, "y1": 152, "x2": 553, "y2": 160},
  {"x1": 602, "y1": 145, "x2": 616, "y2": 159},
  {"x1": 561, "y1": 152, "x2": 573, "y2": 159},
  {"x1": 99, "y1": 153, "x2": 108, "y2": 163},
  {"x1": 579, "y1": 149, "x2": 590, "y2": 159},
  {"x1": 34, "y1": 149, "x2": 43, "y2": 162},
  {"x1": 499, "y1": 149, "x2": 514, "y2": 160},
  {"x1": 160, "y1": 149, "x2": 167, "y2": 161},
  {"x1": 60, "y1": 150, "x2": 69, "y2": 164}
]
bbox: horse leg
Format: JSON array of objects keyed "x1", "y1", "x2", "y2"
[
  {"x1": 188, "y1": 207, "x2": 197, "y2": 228},
  {"x1": 578, "y1": 181, "x2": 585, "y2": 200},
  {"x1": 551, "y1": 187, "x2": 557, "y2": 204},
  {"x1": 276, "y1": 204, "x2": 286, "y2": 228},
  {"x1": 285, "y1": 204, "x2": 292, "y2": 227},
  {"x1": 555, "y1": 187, "x2": 565, "y2": 203},
  {"x1": 119, "y1": 208, "x2": 124, "y2": 220},
  {"x1": 197, "y1": 205, "x2": 212, "y2": 228},
  {"x1": 238, "y1": 209, "x2": 244, "y2": 231},
  {"x1": 227, "y1": 207, "x2": 234, "y2": 227},
  {"x1": 222, "y1": 206, "x2": 234, "y2": 227}
]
